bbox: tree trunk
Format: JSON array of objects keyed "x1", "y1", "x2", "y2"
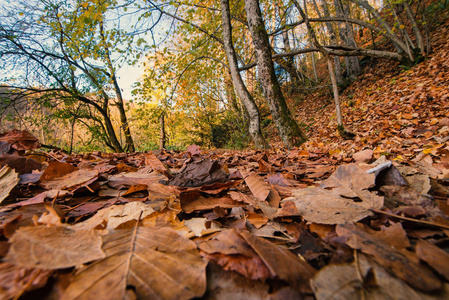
[
  {"x1": 100, "y1": 20, "x2": 135, "y2": 153},
  {"x1": 404, "y1": 2, "x2": 425, "y2": 56},
  {"x1": 159, "y1": 112, "x2": 166, "y2": 149},
  {"x1": 334, "y1": 0, "x2": 360, "y2": 80},
  {"x1": 320, "y1": 0, "x2": 344, "y2": 84},
  {"x1": 69, "y1": 116, "x2": 75, "y2": 154},
  {"x1": 244, "y1": 0, "x2": 307, "y2": 148},
  {"x1": 221, "y1": 0, "x2": 269, "y2": 149}
]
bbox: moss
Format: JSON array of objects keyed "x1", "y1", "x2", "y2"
[{"x1": 337, "y1": 124, "x2": 356, "y2": 140}]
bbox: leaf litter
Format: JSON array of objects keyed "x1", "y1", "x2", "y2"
[{"x1": 1, "y1": 137, "x2": 448, "y2": 299}]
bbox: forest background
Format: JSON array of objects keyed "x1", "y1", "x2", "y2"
[{"x1": 0, "y1": 0, "x2": 448, "y2": 153}]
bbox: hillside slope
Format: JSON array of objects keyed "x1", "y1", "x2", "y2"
[{"x1": 291, "y1": 17, "x2": 449, "y2": 161}]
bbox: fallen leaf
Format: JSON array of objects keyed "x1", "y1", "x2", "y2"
[
  {"x1": 39, "y1": 161, "x2": 78, "y2": 182},
  {"x1": 115, "y1": 163, "x2": 138, "y2": 173},
  {"x1": 267, "y1": 173, "x2": 292, "y2": 187},
  {"x1": 246, "y1": 212, "x2": 269, "y2": 229},
  {"x1": 107, "y1": 171, "x2": 168, "y2": 189},
  {"x1": 0, "y1": 263, "x2": 52, "y2": 300},
  {"x1": 169, "y1": 159, "x2": 228, "y2": 187},
  {"x1": 41, "y1": 169, "x2": 98, "y2": 191},
  {"x1": 311, "y1": 253, "x2": 449, "y2": 300},
  {"x1": 353, "y1": 149, "x2": 373, "y2": 163},
  {"x1": 5, "y1": 189, "x2": 69, "y2": 209},
  {"x1": 283, "y1": 164, "x2": 383, "y2": 224},
  {"x1": 145, "y1": 152, "x2": 172, "y2": 178},
  {"x1": 197, "y1": 229, "x2": 273, "y2": 280},
  {"x1": 0, "y1": 154, "x2": 42, "y2": 175},
  {"x1": 4, "y1": 226, "x2": 105, "y2": 269},
  {"x1": 184, "y1": 217, "x2": 220, "y2": 237},
  {"x1": 0, "y1": 165, "x2": 19, "y2": 204},
  {"x1": 63, "y1": 226, "x2": 207, "y2": 300},
  {"x1": 0, "y1": 129, "x2": 41, "y2": 153},
  {"x1": 415, "y1": 239, "x2": 449, "y2": 281},
  {"x1": 243, "y1": 171, "x2": 271, "y2": 202},
  {"x1": 181, "y1": 195, "x2": 243, "y2": 214},
  {"x1": 187, "y1": 144, "x2": 201, "y2": 156},
  {"x1": 240, "y1": 231, "x2": 316, "y2": 292},
  {"x1": 73, "y1": 201, "x2": 155, "y2": 230},
  {"x1": 205, "y1": 263, "x2": 269, "y2": 300},
  {"x1": 336, "y1": 223, "x2": 441, "y2": 292}
]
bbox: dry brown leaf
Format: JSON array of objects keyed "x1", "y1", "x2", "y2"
[
  {"x1": 246, "y1": 212, "x2": 269, "y2": 229},
  {"x1": 41, "y1": 169, "x2": 98, "y2": 191},
  {"x1": 115, "y1": 163, "x2": 138, "y2": 173},
  {"x1": 0, "y1": 263, "x2": 52, "y2": 300},
  {"x1": 0, "y1": 129, "x2": 41, "y2": 152},
  {"x1": 197, "y1": 230, "x2": 272, "y2": 280},
  {"x1": 368, "y1": 222, "x2": 410, "y2": 250},
  {"x1": 311, "y1": 253, "x2": 449, "y2": 300},
  {"x1": 353, "y1": 149, "x2": 373, "y2": 163},
  {"x1": 240, "y1": 231, "x2": 316, "y2": 292},
  {"x1": 416, "y1": 239, "x2": 449, "y2": 281},
  {"x1": 184, "y1": 217, "x2": 221, "y2": 237},
  {"x1": 243, "y1": 172, "x2": 271, "y2": 202},
  {"x1": 0, "y1": 165, "x2": 19, "y2": 204},
  {"x1": 0, "y1": 154, "x2": 42, "y2": 175},
  {"x1": 336, "y1": 223, "x2": 441, "y2": 292},
  {"x1": 108, "y1": 172, "x2": 168, "y2": 189},
  {"x1": 145, "y1": 152, "x2": 172, "y2": 178},
  {"x1": 283, "y1": 164, "x2": 383, "y2": 224},
  {"x1": 73, "y1": 201, "x2": 154, "y2": 230},
  {"x1": 169, "y1": 159, "x2": 228, "y2": 187},
  {"x1": 5, "y1": 189, "x2": 70, "y2": 209},
  {"x1": 181, "y1": 195, "x2": 243, "y2": 214},
  {"x1": 4, "y1": 226, "x2": 105, "y2": 269},
  {"x1": 63, "y1": 226, "x2": 207, "y2": 300},
  {"x1": 39, "y1": 161, "x2": 78, "y2": 182},
  {"x1": 205, "y1": 263, "x2": 269, "y2": 300}
]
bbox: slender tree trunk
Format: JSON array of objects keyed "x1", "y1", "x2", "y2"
[
  {"x1": 320, "y1": 0, "x2": 343, "y2": 84},
  {"x1": 99, "y1": 20, "x2": 135, "y2": 152},
  {"x1": 311, "y1": 53, "x2": 318, "y2": 83},
  {"x1": 221, "y1": 0, "x2": 269, "y2": 149},
  {"x1": 334, "y1": 0, "x2": 360, "y2": 80},
  {"x1": 245, "y1": 0, "x2": 307, "y2": 148},
  {"x1": 69, "y1": 116, "x2": 75, "y2": 154},
  {"x1": 404, "y1": 2, "x2": 425, "y2": 56},
  {"x1": 159, "y1": 113, "x2": 166, "y2": 149}
]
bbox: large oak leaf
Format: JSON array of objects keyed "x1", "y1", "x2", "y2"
[
  {"x1": 4, "y1": 226, "x2": 105, "y2": 269},
  {"x1": 0, "y1": 166, "x2": 19, "y2": 204},
  {"x1": 63, "y1": 227, "x2": 207, "y2": 300},
  {"x1": 282, "y1": 164, "x2": 383, "y2": 224}
]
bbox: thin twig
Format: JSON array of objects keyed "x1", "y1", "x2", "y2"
[{"x1": 371, "y1": 209, "x2": 449, "y2": 230}]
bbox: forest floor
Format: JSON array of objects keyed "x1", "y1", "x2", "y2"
[
  {"x1": 283, "y1": 17, "x2": 449, "y2": 163},
  {"x1": 0, "y1": 14, "x2": 449, "y2": 300}
]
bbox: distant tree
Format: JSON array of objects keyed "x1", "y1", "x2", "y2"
[{"x1": 245, "y1": 0, "x2": 307, "y2": 148}]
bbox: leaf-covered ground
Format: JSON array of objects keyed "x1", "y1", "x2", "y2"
[{"x1": 0, "y1": 17, "x2": 449, "y2": 300}]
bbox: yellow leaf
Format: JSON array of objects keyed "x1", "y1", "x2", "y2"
[
  {"x1": 423, "y1": 148, "x2": 432, "y2": 154},
  {"x1": 81, "y1": 2, "x2": 88, "y2": 8},
  {"x1": 399, "y1": 25, "x2": 405, "y2": 29}
]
